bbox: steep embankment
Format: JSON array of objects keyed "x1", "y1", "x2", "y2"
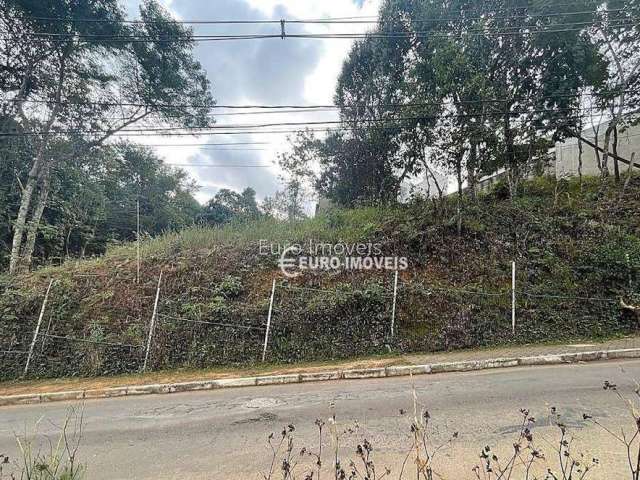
[{"x1": 1, "y1": 176, "x2": 639, "y2": 380}]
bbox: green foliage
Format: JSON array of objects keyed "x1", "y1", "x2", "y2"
[
  {"x1": 581, "y1": 233, "x2": 640, "y2": 288},
  {"x1": 109, "y1": 206, "x2": 385, "y2": 260},
  {"x1": 272, "y1": 280, "x2": 391, "y2": 362},
  {"x1": 214, "y1": 276, "x2": 244, "y2": 299},
  {"x1": 297, "y1": 0, "x2": 627, "y2": 206},
  {"x1": 199, "y1": 188, "x2": 262, "y2": 227},
  {"x1": 0, "y1": 178, "x2": 639, "y2": 380},
  {"x1": 0, "y1": 0, "x2": 214, "y2": 272},
  {"x1": 0, "y1": 141, "x2": 201, "y2": 270},
  {"x1": 206, "y1": 296, "x2": 230, "y2": 317}
]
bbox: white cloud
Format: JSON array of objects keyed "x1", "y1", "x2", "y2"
[{"x1": 120, "y1": 0, "x2": 381, "y2": 203}]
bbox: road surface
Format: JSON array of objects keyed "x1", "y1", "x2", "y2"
[{"x1": 1, "y1": 360, "x2": 638, "y2": 479}]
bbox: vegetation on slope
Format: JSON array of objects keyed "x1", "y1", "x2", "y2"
[{"x1": 1, "y1": 176, "x2": 639, "y2": 380}]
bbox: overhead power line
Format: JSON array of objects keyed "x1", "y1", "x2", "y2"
[
  {"x1": 101, "y1": 107, "x2": 340, "y2": 121},
  {"x1": 129, "y1": 105, "x2": 610, "y2": 132},
  {"x1": 7, "y1": 89, "x2": 631, "y2": 110},
  {"x1": 139, "y1": 142, "x2": 272, "y2": 146},
  {"x1": 297, "y1": 7, "x2": 630, "y2": 24},
  {"x1": 9, "y1": 18, "x2": 640, "y2": 43},
  {"x1": 17, "y1": 7, "x2": 629, "y2": 26},
  {"x1": 147, "y1": 146, "x2": 272, "y2": 150},
  {"x1": 177, "y1": 107, "x2": 338, "y2": 116},
  {"x1": 0, "y1": 105, "x2": 610, "y2": 137},
  {"x1": 165, "y1": 163, "x2": 274, "y2": 168},
  {"x1": 0, "y1": 109, "x2": 598, "y2": 141},
  {"x1": 164, "y1": 147, "x2": 269, "y2": 151}
]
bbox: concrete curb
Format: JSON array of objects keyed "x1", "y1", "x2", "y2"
[{"x1": 2, "y1": 348, "x2": 640, "y2": 407}]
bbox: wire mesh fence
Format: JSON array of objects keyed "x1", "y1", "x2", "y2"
[
  {"x1": 265, "y1": 282, "x2": 394, "y2": 363},
  {"x1": 395, "y1": 282, "x2": 513, "y2": 352},
  {"x1": 1, "y1": 261, "x2": 639, "y2": 381},
  {"x1": 149, "y1": 308, "x2": 268, "y2": 370}
]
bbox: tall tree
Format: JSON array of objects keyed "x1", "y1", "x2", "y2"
[
  {"x1": 0, "y1": 0, "x2": 214, "y2": 273},
  {"x1": 0, "y1": 140, "x2": 201, "y2": 267},
  {"x1": 591, "y1": 0, "x2": 640, "y2": 180},
  {"x1": 200, "y1": 188, "x2": 261, "y2": 226},
  {"x1": 0, "y1": 138, "x2": 202, "y2": 267},
  {"x1": 330, "y1": 17, "x2": 422, "y2": 205},
  {"x1": 275, "y1": 129, "x2": 315, "y2": 219},
  {"x1": 322, "y1": 0, "x2": 602, "y2": 203},
  {"x1": 261, "y1": 180, "x2": 308, "y2": 222}
]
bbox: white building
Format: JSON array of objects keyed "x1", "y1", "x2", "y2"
[
  {"x1": 398, "y1": 168, "x2": 450, "y2": 201},
  {"x1": 554, "y1": 122, "x2": 640, "y2": 178},
  {"x1": 318, "y1": 123, "x2": 640, "y2": 212}
]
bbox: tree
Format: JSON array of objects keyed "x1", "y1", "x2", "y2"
[
  {"x1": 199, "y1": 201, "x2": 234, "y2": 226},
  {"x1": 419, "y1": 0, "x2": 599, "y2": 197},
  {"x1": 0, "y1": 139, "x2": 201, "y2": 268},
  {"x1": 320, "y1": 0, "x2": 602, "y2": 203},
  {"x1": 262, "y1": 180, "x2": 308, "y2": 221},
  {"x1": 95, "y1": 143, "x2": 201, "y2": 249},
  {"x1": 295, "y1": 2, "x2": 434, "y2": 208},
  {"x1": 314, "y1": 130, "x2": 397, "y2": 206},
  {"x1": 329, "y1": 26, "x2": 416, "y2": 205},
  {"x1": 0, "y1": 115, "x2": 32, "y2": 268},
  {"x1": 591, "y1": 0, "x2": 640, "y2": 181},
  {"x1": 0, "y1": 0, "x2": 214, "y2": 273},
  {"x1": 274, "y1": 130, "x2": 315, "y2": 219},
  {"x1": 200, "y1": 188, "x2": 261, "y2": 226},
  {"x1": 215, "y1": 188, "x2": 261, "y2": 219}
]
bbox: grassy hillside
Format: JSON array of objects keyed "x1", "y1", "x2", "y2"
[{"x1": 1, "y1": 176, "x2": 639, "y2": 380}]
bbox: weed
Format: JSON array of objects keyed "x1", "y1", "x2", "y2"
[{"x1": 9, "y1": 406, "x2": 85, "y2": 480}]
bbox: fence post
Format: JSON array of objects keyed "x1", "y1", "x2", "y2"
[
  {"x1": 143, "y1": 271, "x2": 163, "y2": 372},
  {"x1": 262, "y1": 279, "x2": 277, "y2": 362},
  {"x1": 24, "y1": 279, "x2": 54, "y2": 376},
  {"x1": 512, "y1": 261, "x2": 516, "y2": 335},
  {"x1": 390, "y1": 270, "x2": 399, "y2": 337},
  {"x1": 136, "y1": 199, "x2": 141, "y2": 285},
  {"x1": 39, "y1": 312, "x2": 54, "y2": 354}
]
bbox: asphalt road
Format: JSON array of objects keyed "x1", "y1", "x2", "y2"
[{"x1": 1, "y1": 360, "x2": 639, "y2": 479}]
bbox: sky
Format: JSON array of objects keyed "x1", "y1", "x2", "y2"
[{"x1": 121, "y1": 0, "x2": 382, "y2": 204}]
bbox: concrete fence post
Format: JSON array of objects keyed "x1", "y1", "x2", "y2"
[
  {"x1": 143, "y1": 271, "x2": 163, "y2": 372},
  {"x1": 391, "y1": 270, "x2": 399, "y2": 337},
  {"x1": 24, "y1": 279, "x2": 54, "y2": 376},
  {"x1": 262, "y1": 279, "x2": 277, "y2": 362},
  {"x1": 512, "y1": 261, "x2": 516, "y2": 335},
  {"x1": 136, "y1": 199, "x2": 141, "y2": 285}
]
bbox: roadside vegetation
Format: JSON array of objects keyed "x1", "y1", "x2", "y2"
[
  {"x1": 259, "y1": 382, "x2": 636, "y2": 480},
  {"x1": 0, "y1": 176, "x2": 638, "y2": 380},
  {"x1": 2, "y1": 0, "x2": 640, "y2": 383},
  {"x1": 3, "y1": 406, "x2": 84, "y2": 480}
]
